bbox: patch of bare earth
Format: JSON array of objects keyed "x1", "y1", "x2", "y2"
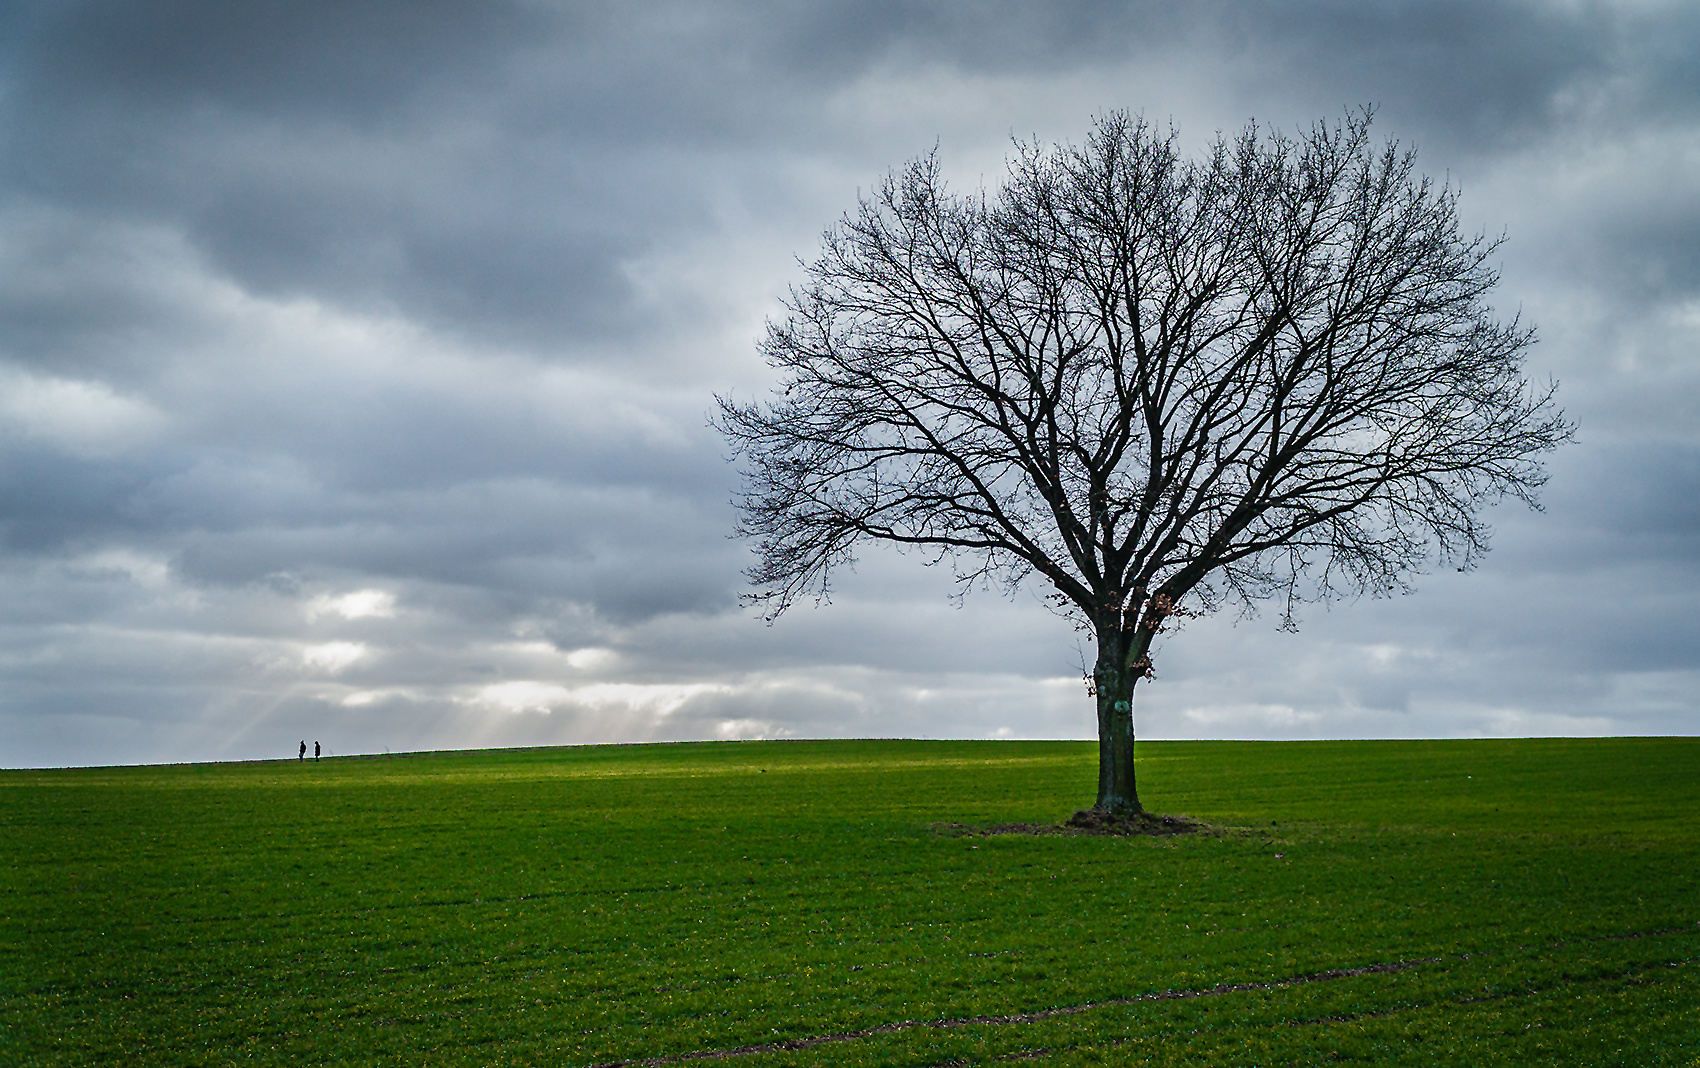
[{"x1": 936, "y1": 810, "x2": 1210, "y2": 838}]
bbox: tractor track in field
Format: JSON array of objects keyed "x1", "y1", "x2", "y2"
[
  {"x1": 583, "y1": 922, "x2": 1700, "y2": 1066},
  {"x1": 583, "y1": 958, "x2": 1435, "y2": 1067}
]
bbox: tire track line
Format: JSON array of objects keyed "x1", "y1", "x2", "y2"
[{"x1": 585, "y1": 958, "x2": 1434, "y2": 1067}]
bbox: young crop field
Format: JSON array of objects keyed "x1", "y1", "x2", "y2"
[{"x1": 3, "y1": 737, "x2": 1697, "y2": 1066}]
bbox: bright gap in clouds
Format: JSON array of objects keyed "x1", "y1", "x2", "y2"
[
  {"x1": 301, "y1": 642, "x2": 367, "y2": 674},
  {"x1": 307, "y1": 589, "x2": 397, "y2": 620}
]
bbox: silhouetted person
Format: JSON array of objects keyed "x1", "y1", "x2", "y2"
[
  {"x1": 299, "y1": 740, "x2": 306, "y2": 761},
  {"x1": 314, "y1": 741, "x2": 321, "y2": 762}
]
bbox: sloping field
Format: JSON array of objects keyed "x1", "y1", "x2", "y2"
[{"x1": 2, "y1": 737, "x2": 1697, "y2": 1066}]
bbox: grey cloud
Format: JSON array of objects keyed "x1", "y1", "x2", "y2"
[
  {"x1": 3, "y1": 12, "x2": 701, "y2": 346},
  {"x1": 1489, "y1": 149, "x2": 1700, "y2": 313},
  {"x1": 0, "y1": 448, "x2": 156, "y2": 552},
  {"x1": 601, "y1": 578, "x2": 1073, "y2": 682},
  {"x1": 9, "y1": 1, "x2": 1683, "y2": 348},
  {"x1": 1582, "y1": 203, "x2": 1700, "y2": 305},
  {"x1": 158, "y1": 469, "x2": 742, "y2": 611},
  {"x1": 1540, "y1": 439, "x2": 1700, "y2": 551},
  {"x1": 11, "y1": 0, "x2": 541, "y2": 121},
  {"x1": 1229, "y1": 0, "x2": 1613, "y2": 148}
]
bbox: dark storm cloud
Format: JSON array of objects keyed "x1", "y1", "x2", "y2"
[
  {"x1": 1223, "y1": 1, "x2": 1613, "y2": 146},
  {"x1": 10, "y1": 0, "x2": 537, "y2": 119},
  {"x1": 6, "y1": 0, "x2": 1675, "y2": 344},
  {"x1": 0, "y1": 449, "x2": 152, "y2": 552},
  {"x1": 4, "y1": 2, "x2": 693, "y2": 346}
]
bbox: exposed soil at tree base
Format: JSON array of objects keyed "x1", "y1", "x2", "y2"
[{"x1": 937, "y1": 810, "x2": 1209, "y2": 838}]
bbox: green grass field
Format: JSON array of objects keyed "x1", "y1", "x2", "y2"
[{"x1": 3, "y1": 737, "x2": 1697, "y2": 1066}]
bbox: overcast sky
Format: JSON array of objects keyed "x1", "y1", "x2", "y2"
[{"x1": 2, "y1": 0, "x2": 1696, "y2": 768}]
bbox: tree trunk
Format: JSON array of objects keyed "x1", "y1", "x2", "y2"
[{"x1": 1093, "y1": 628, "x2": 1144, "y2": 815}]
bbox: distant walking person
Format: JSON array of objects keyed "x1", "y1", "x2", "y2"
[
  {"x1": 314, "y1": 741, "x2": 321, "y2": 762},
  {"x1": 299, "y1": 740, "x2": 306, "y2": 761}
]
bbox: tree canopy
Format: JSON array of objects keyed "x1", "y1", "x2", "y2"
[{"x1": 718, "y1": 110, "x2": 1571, "y2": 815}]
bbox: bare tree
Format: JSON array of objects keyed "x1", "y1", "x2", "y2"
[{"x1": 717, "y1": 111, "x2": 1571, "y2": 816}]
